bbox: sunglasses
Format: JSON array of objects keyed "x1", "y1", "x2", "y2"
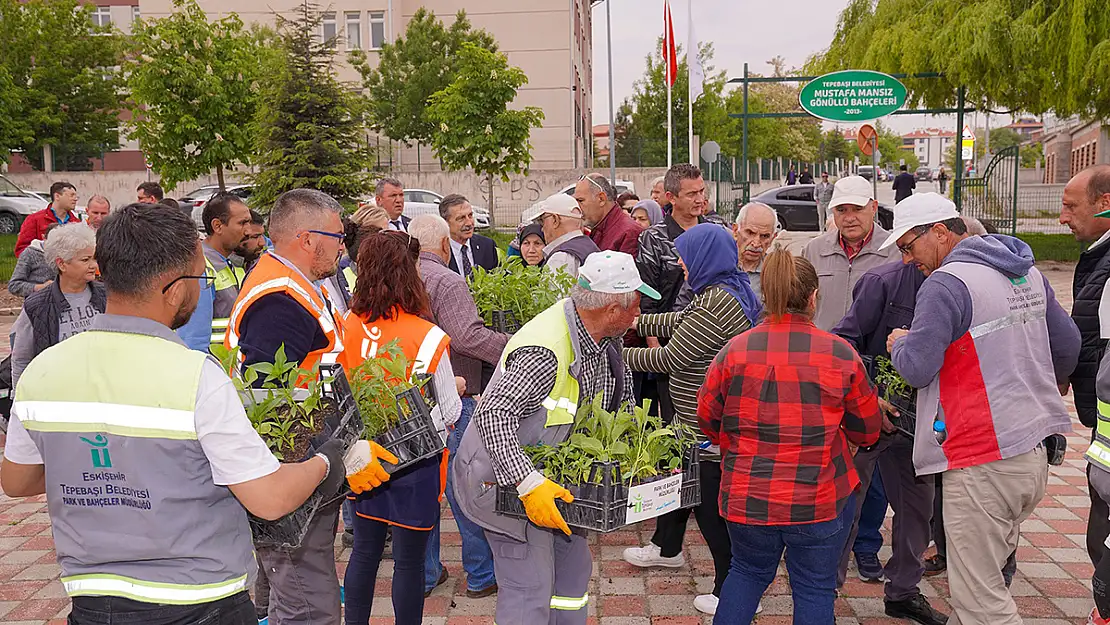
[{"x1": 579, "y1": 174, "x2": 606, "y2": 195}]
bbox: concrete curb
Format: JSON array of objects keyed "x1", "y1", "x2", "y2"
[{"x1": 0, "y1": 308, "x2": 19, "y2": 316}]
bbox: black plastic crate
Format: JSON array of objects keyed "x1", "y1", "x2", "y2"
[
  {"x1": 861, "y1": 356, "x2": 917, "y2": 438},
  {"x1": 489, "y1": 309, "x2": 521, "y2": 334},
  {"x1": 374, "y1": 384, "x2": 447, "y2": 475},
  {"x1": 250, "y1": 364, "x2": 363, "y2": 549},
  {"x1": 494, "y1": 447, "x2": 701, "y2": 533}
]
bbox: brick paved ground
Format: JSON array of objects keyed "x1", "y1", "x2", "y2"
[{"x1": 0, "y1": 263, "x2": 1098, "y2": 624}]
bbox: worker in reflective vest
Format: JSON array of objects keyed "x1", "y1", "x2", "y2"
[
  {"x1": 194, "y1": 193, "x2": 252, "y2": 350},
  {"x1": 453, "y1": 252, "x2": 655, "y2": 624},
  {"x1": 224, "y1": 189, "x2": 349, "y2": 624},
  {"x1": 0, "y1": 203, "x2": 356, "y2": 625},
  {"x1": 337, "y1": 229, "x2": 462, "y2": 625}
]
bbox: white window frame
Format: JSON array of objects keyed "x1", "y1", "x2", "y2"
[
  {"x1": 345, "y1": 12, "x2": 361, "y2": 50},
  {"x1": 91, "y1": 6, "x2": 112, "y2": 28},
  {"x1": 132, "y1": 6, "x2": 140, "y2": 22},
  {"x1": 320, "y1": 12, "x2": 337, "y2": 46},
  {"x1": 369, "y1": 11, "x2": 386, "y2": 50}
]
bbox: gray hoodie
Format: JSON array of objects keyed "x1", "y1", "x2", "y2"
[
  {"x1": 892, "y1": 234, "x2": 1080, "y2": 389},
  {"x1": 7, "y1": 240, "x2": 55, "y2": 298}
]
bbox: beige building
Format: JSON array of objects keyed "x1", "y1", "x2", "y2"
[{"x1": 138, "y1": 0, "x2": 595, "y2": 171}]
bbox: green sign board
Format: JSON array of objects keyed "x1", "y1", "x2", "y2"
[{"x1": 799, "y1": 70, "x2": 907, "y2": 122}]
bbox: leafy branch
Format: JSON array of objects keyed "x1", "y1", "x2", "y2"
[{"x1": 468, "y1": 257, "x2": 575, "y2": 326}]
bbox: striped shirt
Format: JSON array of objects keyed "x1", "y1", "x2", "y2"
[{"x1": 624, "y1": 286, "x2": 752, "y2": 456}]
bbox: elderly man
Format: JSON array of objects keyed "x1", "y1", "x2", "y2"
[
  {"x1": 85, "y1": 195, "x2": 111, "y2": 230},
  {"x1": 885, "y1": 193, "x2": 1080, "y2": 625},
  {"x1": 440, "y1": 193, "x2": 498, "y2": 277},
  {"x1": 650, "y1": 176, "x2": 666, "y2": 206},
  {"x1": 410, "y1": 213, "x2": 507, "y2": 599},
  {"x1": 575, "y1": 173, "x2": 641, "y2": 256},
  {"x1": 375, "y1": 177, "x2": 409, "y2": 231},
  {"x1": 536, "y1": 193, "x2": 599, "y2": 277},
  {"x1": 1059, "y1": 164, "x2": 1110, "y2": 566},
  {"x1": 454, "y1": 252, "x2": 654, "y2": 625},
  {"x1": 802, "y1": 175, "x2": 898, "y2": 331},
  {"x1": 732, "y1": 202, "x2": 780, "y2": 299}
]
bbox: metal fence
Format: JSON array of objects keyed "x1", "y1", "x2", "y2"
[{"x1": 1013, "y1": 184, "x2": 1067, "y2": 235}]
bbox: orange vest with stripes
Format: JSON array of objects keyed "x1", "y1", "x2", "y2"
[
  {"x1": 338, "y1": 308, "x2": 449, "y2": 381},
  {"x1": 224, "y1": 253, "x2": 345, "y2": 373}
]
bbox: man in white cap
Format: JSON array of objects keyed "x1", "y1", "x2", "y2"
[
  {"x1": 453, "y1": 251, "x2": 656, "y2": 625},
  {"x1": 537, "y1": 193, "x2": 600, "y2": 277},
  {"x1": 801, "y1": 175, "x2": 898, "y2": 331},
  {"x1": 883, "y1": 193, "x2": 1079, "y2": 625}
]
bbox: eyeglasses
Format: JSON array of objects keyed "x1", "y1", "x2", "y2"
[
  {"x1": 301, "y1": 229, "x2": 344, "y2": 241},
  {"x1": 897, "y1": 229, "x2": 930, "y2": 255},
  {"x1": 162, "y1": 267, "x2": 216, "y2": 294}
]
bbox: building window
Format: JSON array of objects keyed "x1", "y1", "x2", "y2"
[
  {"x1": 345, "y1": 12, "x2": 361, "y2": 49},
  {"x1": 132, "y1": 6, "x2": 140, "y2": 22},
  {"x1": 91, "y1": 6, "x2": 112, "y2": 27},
  {"x1": 321, "y1": 12, "x2": 337, "y2": 45},
  {"x1": 370, "y1": 11, "x2": 386, "y2": 49}
]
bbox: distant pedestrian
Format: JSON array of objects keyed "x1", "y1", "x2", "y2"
[
  {"x1": 937, "y1": 167, "x2": 949, "y2": 194},
  {"x1": 799, "y1": 167, "x2": 814, "y2": 185},
  {"x1": 814, "y1": 173, "x2": 835, "y2": 231},
  {"x1": 786, "y1": 165, "x2": 797, "y2": 185},
  {"x1": 892, "y1": 165, "x2": 916, "y2": 203}
]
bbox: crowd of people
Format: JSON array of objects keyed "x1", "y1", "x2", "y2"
[{"x1": 0, "y1": 162, "x2": 1107, "y2": 625}]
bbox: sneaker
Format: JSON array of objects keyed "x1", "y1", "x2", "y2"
[
  {"x1": 423, "y1": 567, "x2": 448, "y2": 598},
  {"x1": 621, "y1": 543, "x2": 686, "y2": 568},
  {"x1": 1090, "y1": 607, "x2": 1110, "y2": 625},
  {"x1": 855, "y1": 552, "x2": 885, "y2": 583},
  {"x1": 923, "y1": 553, "x2": 946, "y2": 576},
  {"x1": 885, "y1": 593, "x2": 947, "y2": 625},
  {"x1": 692, "y1": 595, "x2": 761, "y2": 616}
]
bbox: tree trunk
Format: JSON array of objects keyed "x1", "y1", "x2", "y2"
[
  {"x1": 216, "y1": 163, "x2": 226, "y2": 192},
  {"x1": 488, "y1": 174, "x2": 495, "y2": 228}
]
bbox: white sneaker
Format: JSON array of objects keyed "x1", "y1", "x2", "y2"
[
  {"x1": 621, "y1": 543, "x2": 686, "y2": 568},
  {"x1": 691, "y1": 594, "x2": 761, "y2": 616}
]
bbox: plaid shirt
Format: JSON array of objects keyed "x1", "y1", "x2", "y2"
[
  {"x1": 473, "y1": 304, "x2": 635, "y2": 486},
  {"x1": 697, "y1": 314, "x2": 881, "y2": 525}
]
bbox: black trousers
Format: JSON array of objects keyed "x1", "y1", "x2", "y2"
[
  {"x1": 1090, "y1": 461, "x2": 1110, "y2": 566},
  {"x1": 69, "y1": 591, "x2": 256, "y2": 625},
  {"x1": 650, "y1": 460, "x2": 732, "y2": 596}
]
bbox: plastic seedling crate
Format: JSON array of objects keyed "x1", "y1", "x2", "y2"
[
  {"x1": 250, "y1": 364, "x2": 363, "y2": 549},
  {"x1": 374, "y1": 382, "x2": 447, "y2": 475},
  {"x1": 494, "y1": 447, "x2": 701, "y2": 533},
  {"x1": 861, "y1": 356, "x2": 917, "y2": 438},
  {"x1": 490, "y1": 309, "x2": 522, "y2": 334}
]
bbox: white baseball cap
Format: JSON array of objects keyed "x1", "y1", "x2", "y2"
[
  {"x1": 541, "y1": 193, "x2": 584, "y2": 219},
  {"x1": 879, "y1": 192, "x2": 961, "y2": 250},
  {"x1": 828, "y1": 175, "x2": 876, "y2": 210},
  {"x1": 576, "y1": 252, "x2": 661, "y2": 299}
]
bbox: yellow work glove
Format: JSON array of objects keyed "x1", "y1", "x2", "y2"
[
  {"x1": 344, "y1": 441, "x2": 399, "y2": 495},
  {"x1": 520, "y1": 477, "x2": 574, "y2": 535}
]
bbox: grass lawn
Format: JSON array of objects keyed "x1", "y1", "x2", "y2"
[
  {"x1": 1016, "y1": 233, "x2": 1086, "y2": 262},
  {"x1": 0, "y1": 234, "x2": 17, "y2": 281}
]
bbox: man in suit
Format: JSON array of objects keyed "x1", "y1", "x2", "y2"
[
  {"x1": 441, "y1": 193, "x2": 498, "y2": 276},
  {"x1": 377, "y1": 177, "x2": 410, "y2": 231}
]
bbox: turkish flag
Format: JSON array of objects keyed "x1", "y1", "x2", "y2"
[{"x1": 663, "y1": 1, "x2": 677, "y2": 87}]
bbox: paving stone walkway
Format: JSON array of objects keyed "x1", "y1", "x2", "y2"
[{"x1": 0, "y1": 262, "x2": 1097, "y2": 624}]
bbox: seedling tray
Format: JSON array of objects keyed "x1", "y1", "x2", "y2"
[
  {"x1": 862, "y1": 356, "x2": 917, "y2": 438},
  {"x1": 494, "y1": 447, "x2": 701, "y2": 533},
  {"x1": 250, "y1": 364, "x2": 363, "y2": 549},
  {"x1": 374, "y1": 384, "x2": 447, "y2": 475},
  {"x1": 489, "y1": 309, "x2": 522, "y2": 334}
]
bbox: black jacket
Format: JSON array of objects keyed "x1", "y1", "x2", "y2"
[
  {"x1": 892, "y1": 172, "x2": 916, "y2": 203},
  {"x1": 23, "y1": 281, "x2": 107, "y2": 359},
  {"x1": 1072, "y1": 241, "x2": 1110, "y2": 427},
  {"x1": 635, "y1": 213, "x2": 727, "y2": 314},
  {"x1": 448, "y1": 233, "x2": 499, "y2": 275}
]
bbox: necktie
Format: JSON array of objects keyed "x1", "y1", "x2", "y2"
[
  {"x1": 461, "y1": 243, "x2": 473, "y2": 277},
  {"x1": 391, "y1": 220, "x2": 403, "y2": 231}
]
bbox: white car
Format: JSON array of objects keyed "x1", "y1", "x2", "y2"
[
  {"x1": 0, "y1": 176, "x2": 48, "y2": 234},
  {"x1": 181, "y1": 184, "x2": 254, "y2": 231},
  {"x1": 391, "y1": 189, "x2": 490, "y2": 229},
  {"x1": 557, "y1": 179, "x2": 636, "y2": 197}
]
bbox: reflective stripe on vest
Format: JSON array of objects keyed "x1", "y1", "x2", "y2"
[
  {"x1": 342, "y1": 266, "x2": 357, "y2": 294},
  {"x1": 500, "y1": 300, "x2": 579, "y2": 427},
  {"x1": 1087, "y1": 400, "x2": 1110, "y2": 470},
  {"x1": 203, "y1": 256, "x2": 243, "y2": 346},
  {"x1": 62, "y1": 573, "x2": 248, "y2": 605},
  {"x1": 414, "y1": 326, "x2": 447, "y2": 375}
]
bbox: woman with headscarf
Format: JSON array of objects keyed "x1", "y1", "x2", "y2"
[
  {"x1": 621, "y1": 223, "x2": 762, "y2": 617},
  {"x1": 517, "y1": 223, "x2": 546, "y2": 267},
  {"x1": 630, "y1": 199, "x2": 665, "y2": 230}
]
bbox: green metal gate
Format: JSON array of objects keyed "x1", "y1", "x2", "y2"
[{"x1": 953, "y1": 145, "x2": 1020, "y2": 235}]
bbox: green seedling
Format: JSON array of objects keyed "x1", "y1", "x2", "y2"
[{"x1": 469, "y1": 257, "x2": 576, "y2": 326}]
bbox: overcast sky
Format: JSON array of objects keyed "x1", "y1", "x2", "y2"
[{"x1": 589, "y1": 0, "x2": 975, "y2": 135}]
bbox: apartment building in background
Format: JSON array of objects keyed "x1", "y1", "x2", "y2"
[
  {"x1": 129, "y1": 0, "x2": 593, "y2": 172},
  {"x1": 1041, "y1": 120, "x2": 1110, "y2": 184},
  {"x1": 900, "y1": 128, "x2": 955, "y2": 168}
]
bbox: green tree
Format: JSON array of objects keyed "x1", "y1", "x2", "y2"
[
  {"x1": 818, "y1": 128, "x2": 852, "y2": 164},
  {"x1": 125, "y1": 0, "x2": 277, "y2": 192},
  {"x1": 810, "y1": 0, "x2": 1110, "y2": 120},
  {"x1": 425, "y1": 43, "x2": 544, "y2": 224},
  {"x1": 250, "y1": 1, "x2": 373, "y2": 210},
  {"x1": 352, "y1": 8, "x2": 496, "y2": 148},
  {"x1": 0, "y1": 0, "x2": 122, "y2": 170},
  {"x1": 988, "y1": 127, "x2": 1024, "y2": 153},
  {"x1": 1021, "y1": 142, "x2": 1044, "y2": 168},
  {"x1": 715, "y1": 58, "x2": 823, "y2": 163},
  {"x1": 0, "y1": 66, "x2": 27, "y2": 164}
]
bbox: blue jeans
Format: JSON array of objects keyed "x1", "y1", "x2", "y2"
[
  {"x1": 853, "y1": 468, "x2": 886, "y2": 555},
  {"x1": 715, "y1": 493, "x2": 856, "y2": 625},
  {"x1": 424, "y1": 397, "x2": 496, "y2": 592}
]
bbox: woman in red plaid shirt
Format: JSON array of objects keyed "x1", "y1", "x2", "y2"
[{"x1": 697, "y1": 248, "x2": 882, "y2": 625}]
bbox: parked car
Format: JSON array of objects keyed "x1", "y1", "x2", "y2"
[
  {"x1": 558, "y1": 179, "x2": 636, "y2": 197},
  {"x1": 0, "y1": 175, "x2": 48, "y2": 235},
  {"x1": 359, "y1": 189, "x2": 491, "y2": 230},
  {"x1": 751, "y1": 184, "x2": 894, "y2": 232},
  {"x1": 856, "y1": 166, "x2": 875, "y2": 181},
  {"x1": 915, "y1": 166, "x2": 933, "y2": 182},
  {"x1": 181, "y1": 184, "x2": 254, "y2": 231}
]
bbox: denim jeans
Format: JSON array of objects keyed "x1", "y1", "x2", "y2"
[
  {"x1": 715, "y1": 493, "x2": 856, "y2": 625},
  {"x1": 69, "y1": 592, "x2": 256, "y2": 625},
  {"x1": 853, "y1": 469, "x2": 886, "y2": 555},
  {"x1": 424, "y1": 397, "x2": 496, "y2": 592},
  {"x1": 342, "y1": 499, "x2": 354, "y2": 533}
]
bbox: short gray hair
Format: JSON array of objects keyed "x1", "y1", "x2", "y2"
[
  {"x1": 736, "y1": 202, "x2": 781, "y2": 232},
  {"x1": 375, "y1": 177, "x2": 403, "y2": 198},
  {"x1": 664, "y1": 163, "x2": 702, "y2": 196},
  {"x1": 650, "y1": 176, "x2": 665, "y2": 188},
  {"x1": 584, "y1": 173, "x2": 616, "y2": 203},
  {"x1": 408, "y1": 214, "x2": 450, "y2": 251},
  {"x1": 569, "y1": 284, "x2": 638, "y2": 310},
  {"x1": 268, "y1": 189, "x2": 343, "y2": 242},
  {"x1": 44, "y1": 223, "x2": 96, "y2": 268}
]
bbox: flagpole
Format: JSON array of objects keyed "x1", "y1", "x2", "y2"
[
  {"x1": 666, "y1": 1, "x2": 672, "y2": 167},
  {"x1": 687, "y1": 0, "x2": 695, "y2": 164},
  {"x1": 606, "y1": 0, "x2": 615, "y2": 184}
]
